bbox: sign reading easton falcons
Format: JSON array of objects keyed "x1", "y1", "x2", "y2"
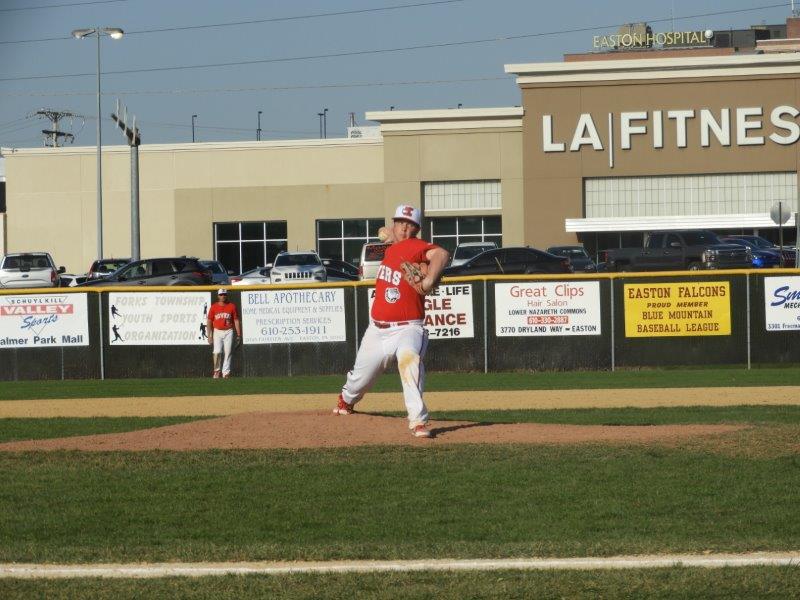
[
  {"x1": 366, "y1": 285, "x2": 475, "y2": 339},
  {"x1": 495, "y1": 282, "x2": 601, "y2": 337},
  {"x1": 241, "y1": 288, "x2": 346, "y2": 344},
  {"x1": 764, "y1": 276, "x2": 800, "y2": 331},
  {"x1": 542, "y1": 106, "x2": 800, "y2": 154},
  {"x1": 108, "y1": 292, "x2": 211, "y2": 345},
  {"x1": 0, "y1": 294, "x2": 88, "y2": 347},
  {"x1": 624, "y1": 282, "x2": 730, "y2": 337}
]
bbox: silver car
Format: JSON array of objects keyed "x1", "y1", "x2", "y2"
[
  {"x1": 270, "y1": 252, "x2": 326, "y2": 284},
  {"x1": 0, "y1": 252, "x2": 65, "y2": 288}
]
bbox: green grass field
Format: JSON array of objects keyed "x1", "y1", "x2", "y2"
[
  {"x1": 1, "y1": 567, "x2": 799, "y2": 600},
  {"x1": 2, "y1": 366, "x2": 800, "y2": 400},
  {"x1": 0, "y1": 371, "x2": 797, "y2": 597}
]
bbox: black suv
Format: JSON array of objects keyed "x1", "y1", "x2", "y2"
[
  {"x1": 80, "y1": 257, "x2": 212, "y2": 286},
  {"x1": 443, "y1": 247, "x2": 572, "y2": 277}
]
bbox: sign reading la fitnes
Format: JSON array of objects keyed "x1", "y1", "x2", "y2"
[{"x1": 542, "y1": 106, "x2": 800, "y2": 153}]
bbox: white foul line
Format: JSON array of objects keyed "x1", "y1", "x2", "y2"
[{"x1": 1, "y1": 553, "x2": 799, "y2": 579}]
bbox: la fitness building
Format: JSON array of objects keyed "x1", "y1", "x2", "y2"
[{"x1": 4, "y1": 18, "x2": 800, "y2": 274}]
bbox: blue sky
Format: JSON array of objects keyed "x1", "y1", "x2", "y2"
[{"x1": 0, "y1": 0, "x2": 794, "y2": 147}]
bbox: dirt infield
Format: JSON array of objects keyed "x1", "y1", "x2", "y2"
[
  {"x1": 0, "y1": 411, "x2": 745, "y2": 452},
  {"x1": 1, "y1": 386, "x2": 797, "y2": 418}
]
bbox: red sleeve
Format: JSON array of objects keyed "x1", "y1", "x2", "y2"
[
  {"x1": 230, "y1": 304, "x2": 239, "y2": 320},
  {"x1": 415, "y1": 239, "x2": 437, "y2": 263}
]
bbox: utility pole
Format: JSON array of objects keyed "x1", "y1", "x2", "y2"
[
  {"x1": 192, "y1": 114, "x2": 197, "y2": 143},
  {"x1": 30, "y1": 109, "x2": 83, "y2": 147},
  {"x1": 318, "y1": 112, "x2": 324, "y2": 138},
  {"x1": 111, "y1": 99, "x2": 142, "y2": 261},
  {"x1": 323, "y1": 107, "x2": 328, "y2": 139},
  {"x1": 257, "y1": 110, "x2": 262, "y2": 141}
]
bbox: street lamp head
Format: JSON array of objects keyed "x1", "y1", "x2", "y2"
[
  {"x1": 104, "y1": 28, "x2": 124, "y2": 39},
  {"x1": 71, "y1": 28, "x2": 96, "y2": 39}
]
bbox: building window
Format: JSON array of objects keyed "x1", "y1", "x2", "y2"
[
  {"x1": 316, "y1": 218, "x2": 383, "y2": 265},
  {"x1": 214, "y1": 221, "x2": 287, "y2": 274},
  {"x1": 585, "y1": 172, "x2": 797, "y2": 218},
  {"x1": 426, "y1": 216, "x2": 502, "y2": 255},
  {"x1": 424, "y1": 180, "x2": 501, "y2": 212}
]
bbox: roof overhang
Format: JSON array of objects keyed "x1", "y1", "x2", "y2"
[
  {"x1": 365, "y1": 107, "x2": 523, "y2": 133},
  {"x1": 566, "y1": 213, "x2": 798, "y2": 233},
  {"x1": 506, "y1": 53, "x2": 800, "y2": 85}
]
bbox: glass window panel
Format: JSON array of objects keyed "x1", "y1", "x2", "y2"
[
  {"x1": 484, "y1": 216, "x2": 502, "y2": 234},
  {"x1": 266, "y1": 221, "x2": 288, "y2": 240},
  {"x1": 216, "y1": 244, "x2": 240, "y2": 275},
  {"x1": 318, "y1": 240, "x2": 342, "y2": 261},
  {"x1": 241, "y1": 222, "x2": 264, "y2": 240},
  {"x1": 266, "y1": 241, "x2": 287, "y2": 264},
  {"x1": 343, "y1": 219, "x2": 366, "y2": 238},
  {"x1": 367, "y1": 219, "x2": 385, "y2": 238},
  {"x1": 344, "y1": 239, "x2": 365, "y2": 266},
  {"x1": 435, "y1": 237, "x2": 458, "y2": 257},
  {"x1": 431, "y1": 218, "x2": 456, "y2": 236},
  {"x1": 241, "y1": 242, "x2": 265, "y2": 272},
  {"x1": 215, "y1": 223, "x2": 239, "y2": 241},
  {"x1": 317, "y1": 220, "x2": 341, "y2": 239},
  {"x1": 458, "y1": 217, "x2": 482, "y2": 235}
]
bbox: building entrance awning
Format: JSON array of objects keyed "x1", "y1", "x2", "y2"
[{"x1": 565, "y1": 213, "x2": 797, "y2": 233}]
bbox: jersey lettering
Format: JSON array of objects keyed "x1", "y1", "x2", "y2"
[{"x1": 376, "y1": 264, "x2": 402, "y2": 286}]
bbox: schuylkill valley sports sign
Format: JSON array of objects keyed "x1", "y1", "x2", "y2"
[{"x1": 0, "y1": 294, "x2": 89, "y2": 348}]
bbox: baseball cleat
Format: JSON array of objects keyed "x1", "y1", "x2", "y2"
[
  {"x1": 332, "y1": 395, "x2": 354, "y2": 415},
  {"x1": 222, "y1": 373, "x2": 231, "y2": 379},
  {"x1": 412, "y1": 424, "x2": 432, "y2": 438},
  {"x1": 212, "y1": 370, "x2": 221, "y2": 379}
]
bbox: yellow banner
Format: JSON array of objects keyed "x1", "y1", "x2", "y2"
[{"x1": 624, "y1": 282, "x2": 731, "y2": 337}]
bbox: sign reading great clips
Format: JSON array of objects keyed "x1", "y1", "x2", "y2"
[
  {"x1": 0, "y1": 294, "x2": 88, "y2": 347},
  {"x1": 495, "y1": 282, "x2": 601, "y2": 337},
  {"x1": 764, "y1": 276, "x2": 800, "y2": 331},
  {"x1": 108, "y1": 292, "x2": 211, "y2": 345},
  {"x1": 241, "y1": 288, "x2": 346, "y2": 344},
  {"x1": 624, "y1": 282, "x2": 730, "y2": 337},
  {"x1": 366, "y1": 284, "x2": 475, "y2": 339}
]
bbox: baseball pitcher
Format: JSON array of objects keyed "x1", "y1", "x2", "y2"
[{"x1": 333, "y1": 204, "x2": 449, "y2": 438}]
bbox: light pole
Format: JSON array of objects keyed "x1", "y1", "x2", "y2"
[
  {"x1": 72, "y1": 26, "x2": 124, "y2": 261},
  {"x1": 257, "y1": 110, "x2": 262, "y2": 141},
  {"x1": 192, "y1": 114, "x2": 197, "y2": 143},
  {"x1": 323, "y1": 107, "x2": 328, "y2": 139},
  {"x1": 317, "y1": 112, "x2": 324, "y2": 138}
]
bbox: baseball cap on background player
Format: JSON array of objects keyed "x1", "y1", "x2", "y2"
[
  {"x1": 217, "y1": 288, "x2": 228, "y2": 296},
  {"x1": 393, "y1": 204, "x2": 421, "y2": 227}
]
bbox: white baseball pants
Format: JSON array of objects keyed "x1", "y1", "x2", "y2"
[
  {"x1": 212, "y1": 328, "x2": 234, "y2": 376},
  {"x1": 342, "y1": 321, "x2": 429, "y2": 428}
]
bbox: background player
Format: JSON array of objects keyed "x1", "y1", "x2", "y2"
[
  {"x1": 207, "y1": 288, "x2": 241, "y2": 379},
  {"x1": 333, "y1": 205, "x2": 449, "y2": 438}
]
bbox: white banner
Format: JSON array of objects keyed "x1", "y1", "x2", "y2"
[
  {"x1": 108, "y1": 292, "x2": 211, "y2": 345},
  {"x1": 241, "y1": 288, "x2": 346, "y2": 344},
  {"x1": 764, "y1": 276, "x2": 800, "y2": 331},
  {"x1": 366, "y1": 284, "x2": 475, "y2": 339},
  {"x1": 495, "y1": 281, "x2": 602, "y2": 336},
  {"x1": 0, "y1": 293, "x2": 89, "y2": 348}
]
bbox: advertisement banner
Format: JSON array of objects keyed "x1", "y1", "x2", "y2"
[
  {"x1": 108, "y1": 292, "x2": 211, "y2": 345},
  {"x1": 241, "y1": 288, "x2": 346, "y2": 344},
  {"x1": 367, "y1": 284, "x2": 475, "y2": 339},
  {"x1": 624, "y1": 282, "x2": 730, "y2": 337},
  {"x1": 495, "y1": 282, "x2": 601, "y2": 337},
  {"x1": 764, "y1": 276, "x2": 800, "y2": 331},
  {"x1": 0, "y1": 293, "x2": 89, "y2": 347}
]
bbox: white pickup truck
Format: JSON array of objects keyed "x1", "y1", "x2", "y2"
[{"x1": 0, "y1": 252, "x2": 65, "y2": 288}]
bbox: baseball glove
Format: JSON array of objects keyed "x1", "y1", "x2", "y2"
[{"x1": 400, "y1": 261, "x2": 430, "y2": 295}]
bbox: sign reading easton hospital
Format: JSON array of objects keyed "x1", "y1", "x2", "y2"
[
  {"x1": 541, "y1": 106, "x2": 800, "y2": 154},
  {"x1": 764, "y1": 276, "x2": 800, "y2": 331},
  {"x1": 624, "y1": 282, "x2": 730, "y2": 337},
  {"x1": 0, "y1": 294, "x2": 89, "y2": 347},
  {"x1": 367, "y1": 284, "x2": 475, "y2": 339},
  {"x1": 495, "y1": 282, "x2": 601, "y2": 337},
  {"x1": 593, "y1": 30, "x2": 709, "y2": 49},
  {"x1": 242, "y1": 288, "x2": 346, "y2": 344},
  {"x1": 108, "y1": 292, "x2": 211, "y2": 345}
]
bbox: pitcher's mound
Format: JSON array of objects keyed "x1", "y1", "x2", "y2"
[{"x1": 0, "y1": 411, "x2": 745, "y2": 452}]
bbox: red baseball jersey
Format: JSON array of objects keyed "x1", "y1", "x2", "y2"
[
  {"x1": 207, "y1": 302, "x2": 238, "y2": 331},
  {"x1": 371, "y1": 237, "x2": 437, "y2": 322}
]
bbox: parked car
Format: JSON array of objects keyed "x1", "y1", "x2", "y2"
[
  {"x1": 200, "y1": 260, "x2": 233, "y2": 285},
  {"x1": 546, "y1": 245, "x2": 597, "y2": 272},
  {"x1": 0, "y1": 252, "x2": 65, "y2": 288},
  {"x1": 718, "y1": 237, "x2": 781, "y2": 268},
  {"x1": 359, "y1": 242, "x2": 390, "y2": 280},
  {"x1": 443, "y1": 247, "x2": 572, "y2": 277},
  {"x1": 80, "y1": 257, "x2": 212, "y2": 286},
  {"x1": 59, "y1": 273, "x2": 89, "y2": 287},
  {"x1": 722, "y1": 235, "x2": 796, "y2": 267},
  {"x1": 321, "y1": 258, "x2": 359, "y2": 282},
  {"x1": 600, "y1": 230, "x2": 752, "y2": 271},
  {"x1": 270, "y1": 251, "x2": 326, "y2": 284},
  {"x1": 87, "y1": 258, "x2": 131, "y2": 280},
  {"x1": 450, "y1": 241, "x2": 498, "y2": 267},
  {"x1": 231, "y1": 266, "x2": 272, "y2": 286}
]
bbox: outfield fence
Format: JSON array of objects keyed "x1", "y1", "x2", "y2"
[{"x1": 1, "y1": 269, "x2": 799, "y2": 380}]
